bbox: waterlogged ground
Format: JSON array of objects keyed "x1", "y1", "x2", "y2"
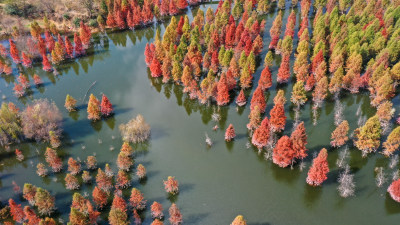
[{"x1": 1, "y1": 3, "x2": 400, "y2": 225}]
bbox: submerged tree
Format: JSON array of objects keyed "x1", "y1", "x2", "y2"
[
  {"x1": 252, "y1": 117, "x2": 270, "y2": 149},
  {"x1": 87, "y1": 94, "x2": 101, "y2": 121},
  {"x1": 337, "y1": 165, "x2": 355, "y2": 198},
  {"x1": 331, "y1": 120, "x2": 349, "y2": 148},
  {"x1": 100, "y1": 94, "x2": 114, "y2": 117},
  {"x1": 130, "y1": 188, "x2": 146, "y2": 210},
  {"x1": 231, "y1": 215, "x2": 247, "y2": 225},
  {"x1": 383, "y1": 126, "x2": 400, "y2": 156},
  {"x1": 306, "y1": 148, "x2": 329, "y2": 186},
  {"x1": 65, "y1": 94, "x2": 77, "y2": 112},
  {"x1": 21, "y1": 99, "x2": 62, "y2": 144},
  {"x1": 119, "y1": 114, "x2": 151, "y2": 143},
  {"x1": 388, "y1": 178, "x2": 400, "y2": 203},
  {"x1": 0, "y1": 102, "x2": 22, "y2": 146},
  {"x1": 225, "y1": 124, "x2": 236, "y2": 142},
  {"x1": 273, "y1": 135, "x2": 295, "y2": 168},
  {"x1": 168, "y1": 203, "x2": 182, "y2": 225},
  {"x1": 354, "y1": 115, "x2": 381, "y2": 156},
  {"x1": 164, "y1": 176, "x2": 179, "y2": 195},
  {"x1": 151, "y1": 201, "x2": 164, "y2": 220}
]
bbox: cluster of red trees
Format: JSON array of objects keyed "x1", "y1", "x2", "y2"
[
  {"x1": 104, "y1": 0, "x2": 202, "y2": 30},
  {"x1": 87, "y1": 93, "x2": 114, "y2": 120},
  {"x1": 0, "y1": 20, "x2": 92, "y2": 78},
  {"x1": 144, "y1": 0, "x2": 266, "y2": 106}
]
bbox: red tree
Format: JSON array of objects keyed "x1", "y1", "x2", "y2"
[
  {"x1": 169, "y1": 203, "x2": 182, "y2": 225},
  {"x1": 225, "y1": 124, "x2": 236, "y2": 141},
  {"x1": 79, "y1": 21, "x2": 92, "y2": 47},
  {"x1": 277, "y1": 55, "x2": 290, "y2": 84},
  {"x1": 216, "y1": 75, "x2": 230, "y2": 106},
  {"x1": 144, "y1": 43, "x2": 154, "y2": 65},
  {"x1": 177, "y1": 0, "x2": 188, "y2": 10},
  {"x1": 130, "y1": 188, "x2": 146, "y2": 210},
  {"x1": 150, "y1": 56, "x2": 162, "y2": 77},
  {"x1": 169, "y1": 0, "x2": 179, "y2": 15},
  {"x1": 45, "y1": 147, "x2": 62, "y2": 172},
  {"x1": 22, "y1": 52, "x2": 32, "y2": 67},
  {"x1": 24, "y1": 206, "x2": 40, "y2": 225},
  {"x1": 388, "y1": 179, "x2": 400, "y2": 203},
  {"x1": 236, "y1": 89, "x2": 247, "y2": 106},
  {"x1": 291, "y1": 122, "x2": 308, "y2": 160},
  {"x1": 9, "y1": 39, "x2": 21, "y2": 64},
  {"x1": 306, "y1": 148, "x2": 329, "y2": 186},
  {"x1": 14, "y1": 83, "x2": 25, "y2": 97},
  {"x1": 269, "y1": 103, "x2": 286, "y2": 132},
  {"x1": 33, "y1": 74, "x2": 43, "y2": 86},
  {"x1": 250, "y1": 86, "x2": 266, "y2": 113},
  {"x1": 92, "y1": 186, "x2": 108, "y2": 209},
  {"x1": 64, "y1": 36, "x2": 73, "y2": 58},
  {"x1": 151, "y1": 201, "x2": 164, "y2": 219},
  {"x1": 101, "y1": 94, "x2": 114, "y2": 117},
  {"x1": 42, "y1": 54, "x2": 52, "y2": 72},
  {"x1": 74, "y1": 33, "x2": 84, "y2": 56},
  {"x1": 259, "y1": 66, "x2": 272, "y2": 90},
  {"x1": 251, "y1": 117, "x2": 270, "y2": 149},
  {"x1": 107, "y1": 12, "x2": 117, "y2": 27},
  {"x1": 273, "y1": 135, "x2": 295, "y2": 168},
  {"x1": 164, "y1": 176, "x2": 179, "y2": 194},
  {"x1": 9, "y1": 198, "x2": 25, "y2": 223}
]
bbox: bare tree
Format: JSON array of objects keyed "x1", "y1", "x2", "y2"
[
  {"x1": 389, "y1": 155, "x2": 399, "y2": 169},
  {"x1": 375, "y1": 167, "x2": 387, "y2": 188},
  {"x1": 338, "y1": 165, "x2": 355, "y2": 198},
  {"x1": 336, "y1": 145, "x2": 349, "y2": 169}
]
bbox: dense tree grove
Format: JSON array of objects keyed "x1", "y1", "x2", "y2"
[{"x1": 3, "y1": 0, "x2": 400, "y2": 223}]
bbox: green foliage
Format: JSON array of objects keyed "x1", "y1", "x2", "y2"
[
  {"x1": 89, "y1": 19, "x2": 98, "y2": 27},
  {"x1": 0, "y1": 103, "x2": 21, "y2": 147},
  {"x1": 73, "y1": 18, "x2": 81, "y2": 28}
]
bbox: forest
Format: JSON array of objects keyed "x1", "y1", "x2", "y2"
[{"x1": 0, "y1": 0, "x2": 400, "y2": 224}]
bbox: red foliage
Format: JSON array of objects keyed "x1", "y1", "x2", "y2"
[
  {"x1": 311, "y1": 50, "x2": 324, "y2": 73},
  {"x1": 144, "y1": 43, "x2": 154, "y2": 65},
  {"x1": 107, "y1": 12, "x2": 117, "y2": 27},
  {"x1": 92, "y1": 186, "x2": 108, "y2": 208},
  {"x1": 388, "y1": 179, "x2": 400, "y2": 203},
  {"x1": 9, "y1": 198, "x2": 25, "y2": 223},
  {"x1": 169, "y1": 203, "x2": 182, "y2": 225},
  {"x1": 306, "y1": 148, "x2": 329, "y2": 186},
  {"x1": 269, "y1": 103, "x2": 286, "y2": 132},
  {"x1": 0, "y1": 44, "x2": 7, "y2": 57},
  {"x1": 225, "y1": 124, "x2": 236, "y2": 142},
  {"x1": 305, "y1": 74, "x2": 315, "y2": 91},
  {"x1": 38, "y1": 36, "x2": 46, "y2": 56},
  {"x1": 45, "y1": 31, "x2": 55, "y2": 53},
  {"x1": 24, "y1": 206, "x2": 40, "y2": 225},
  {"x1": 33, "y1": 74, "x2": 43, "y2": 86},
  {"x1": 236, "y1": 89, "x2": 247, "y2": 106},
  {"x1": 129, "y1": 188, "x2": 146, "y2": 210},
  {"x1": 74, "y1": 33, "x2": 84, "y2": 56},
  {"x1": 225, "y1": 23, "x2": 236, "y2": 48},
  {"x1": 250, "y1": 86, "x2": 266, "y2": 113},
  {"x1": 277, "y1": 55, "x2": 290, "y2": 84},
  {"x1": 100, "y1": 94, "x2": 114, "y2": 117},
  {"x1": 112, "y1": 194, "x2": 127, "y2": 212},
  {"x1": 13, "y1": 83, "x2": 25, "y2": 97},
  {"x1": 17, "y1": 74, "x2": 29, "y2": 89},
  {"x1": 251, "y1": 117, "x2": 270, "y2": 149},
  {"x1": 22, "y1": 52, "x2": 32, "y2": 67},
  {"x1": 68, "y1": 157, "x2": 81, "y2": 175},
  {"x1": 42, "y1": 54, "x2": 52, "y2": 72},
  {"x1": 177, "y1": 0, "x2": 188, "y2": 10},
  {"x1": 164, "y1": 176, "x2": 179, "y2": 194},
  {"x1": 216, "y1": 75, "x2": 230, "y2": 106},
  {"x1": 291, "y1": 122, "x2": 308, "y2": 160},
  {"x1": 15, "y1": 149, "x2": 24, "y2": 161},
  {"x1": 79, "y1": 21, "x2": 92, "y2": 47},
  {"x1": 259, "y1": 66, "x2": 272, "y2": 90},
  {"x1": 151, "y1": 201, "x2": 164, "y2": 219},
  {"x1": 64, "y1": 36, "x2": 74, "y2": 58},
  {"x1": 169, "y1": 0, "x2": 179, "y2": 15},
  {"x1": 150, "y1": 56, "x2": 162, "y2": 77},
  {"x1": 160, "y1": 0, "x2": 170, "y2": 15},
  {"x1": 9, "y1": 39, "x2": 21, "y2": 64},
  {"x1": 115, "y1": 10, "x2": 126, "y2": 29},
  {"x1": 273, "y1": 135, "x2": 295, "y2": 168}
]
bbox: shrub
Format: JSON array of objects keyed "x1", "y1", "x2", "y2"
[
  {"x1": 89, "y1": 19, "x2": 98, "y2": 27},
  {"x1": 73, "y1": 18, "x2": 81, "y2": 28},
  {"x1": 21, "y1": 99, "x2": 62, "y2": 144},
  {"x1": 119, "y1": 114, "x2": 151, "y2": 143}
]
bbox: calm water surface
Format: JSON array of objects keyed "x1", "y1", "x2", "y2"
[{"x1": 1, "y1": 3, "x2": 400, "y2": 225}]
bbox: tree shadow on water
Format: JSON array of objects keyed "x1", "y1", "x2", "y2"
[
  {"x1": 385, "y1": 192, "x2": 400, "y2": 214},
  {"x1": 303, "y1": 184, "x2": 323, "y2": 208},
  {"x1": 185, "y1": 212, "x2": 210, "y2": 224}
]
